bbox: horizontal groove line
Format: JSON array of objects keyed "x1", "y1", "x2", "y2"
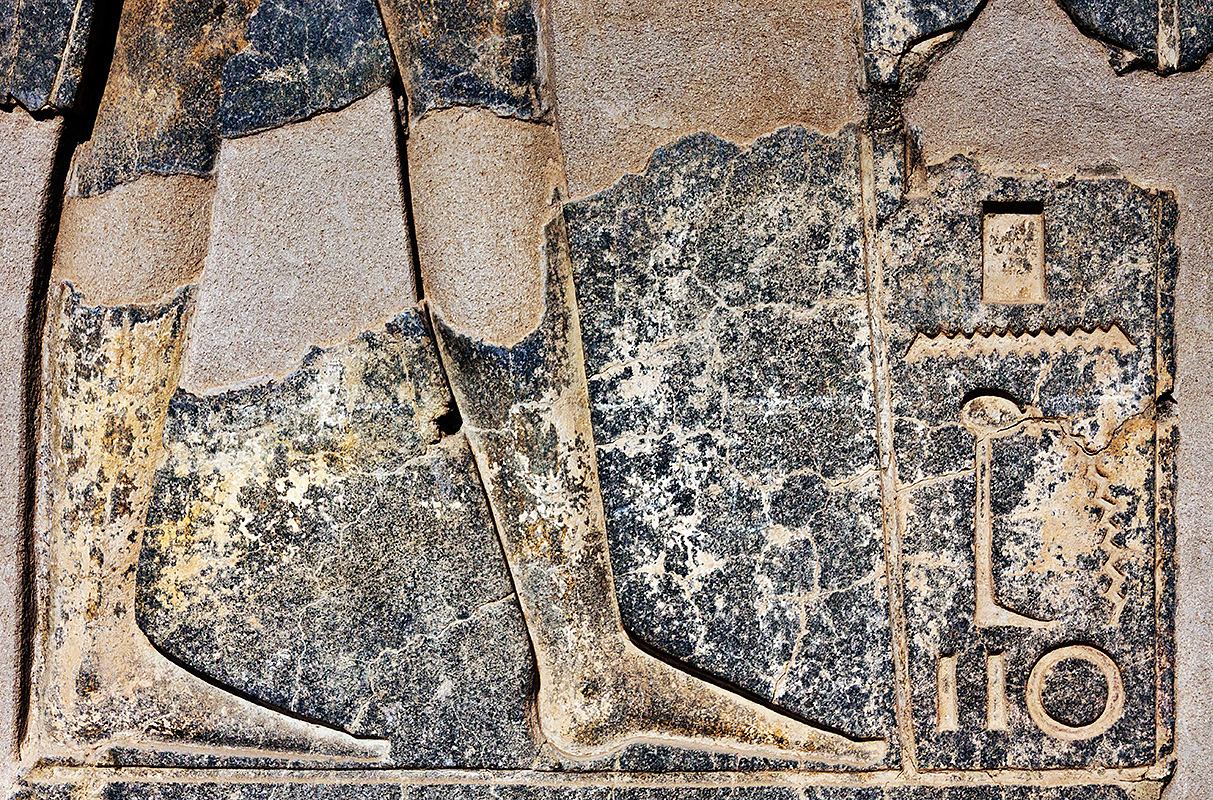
[{"x1": 22, "y1": 765, "x2": 1159, "y2": 788}]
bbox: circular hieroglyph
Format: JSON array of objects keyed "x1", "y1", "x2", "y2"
[{"x1": 1025, "y1": 644, "x2": 1125, "y2": 740}]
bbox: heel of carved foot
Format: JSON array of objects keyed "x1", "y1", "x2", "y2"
[
  {"x1": 32, "y1": 646, "x2": 392, "y2": 766},
  {"x1": 535, "y1": 684, "x2": 619, "y2": 760}
]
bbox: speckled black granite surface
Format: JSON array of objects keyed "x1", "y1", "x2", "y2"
[
  {"x1": 1179, "y1": 0, "x2": 1213, "y2": 69},
  {"x1": 217, "y1": 0, "x2": 396, "y2": 137},
  {"x1": 862, "y1": 0, "x2": 1213, "y2": 80},
  {"x1": 1054, "y1": 0, "x2": 1157, "y2": 70},
  {"x1": 20, "y1": 127, "x2": 1173, "y2": 795},
  {"x1": 565, "y1": 126, "x2": 898, "y2": 760},
  {"x1": 70, "y1": 0, "x2": 398, "y2": 193},
  {"x1": 137, "y1": 309, "x2": 536, "y2": 768},
  {"x1": 14, "y1": 1, "x2": 1182, "y2": 774},
  {"x1": 376, "y1": 0, "x2": 545, "y2": 122},
  {"x1": 0, "y1": 0, "x2": 93, "y2": 110},
  {"x1": 1055, "y1": 0, "x2": 1213, "y2": 72},
  {"x1": 860, "y1": 0, "x2": 983, "y2": 85}
]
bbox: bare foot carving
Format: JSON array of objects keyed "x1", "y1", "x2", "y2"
[
  {"x1": 27, "y1": 286, "x2": 388, "y2": 765},
  {"x1": 537, "y1": 637, "x2": 887, "y2": 763},
  {"x1": 432, "y1": 223, "x2": 888, "y2": 766}
]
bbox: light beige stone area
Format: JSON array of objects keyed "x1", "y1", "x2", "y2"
[
  {"x1": 545, "y1": 0, "x2": 863, "y2": 198},
  {"x1": 180, "y1": 86, "x2": 417, "y2": 393},
  {"x1": 408, "y1": 106, "x2": 563, "y2": 345},
  {"x1": 904, "y1": 0, "x2": 1213, "y2": 794},
  {"x1": 52, "y1": 174, "x2": 215, "y2": 305},
  {"x1": 0, "y1": 109, "x2": 60, "y2": 772}
]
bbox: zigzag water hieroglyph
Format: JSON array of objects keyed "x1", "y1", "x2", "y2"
[
  {"x1": 905, "y1": 323, "x2": 1136, "y2": 362},
  {"x1": 1089, "y1": 462, "x2": 1130, "y2": 626}
]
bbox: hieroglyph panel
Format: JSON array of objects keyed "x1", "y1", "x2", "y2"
[{"x1": 884, "y1": 160, "x2": 1176, "y2": 773}]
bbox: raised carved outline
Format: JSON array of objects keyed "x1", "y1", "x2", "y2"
[
  {"x1": 905, "y1": 323, "x2": 1136, "y2": 363},
  {"x1": 1026, "y1": 645, "x2": 1125, "y2": 740},
  {"x1": 961, "y1": 394, "x2": 1132, "y2": 629}
]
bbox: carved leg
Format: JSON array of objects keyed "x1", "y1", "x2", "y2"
[
  {"x1": 24, "y1": 1, "x2": 398, "y2": 754},
  {"x1": 417, "y1": 112, "x2": 885, "y2": 763},
  {"x1": 27, "y1": 282, "x2": 387, "y2": 764}
]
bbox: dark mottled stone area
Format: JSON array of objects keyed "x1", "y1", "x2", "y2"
[
  {"x1": 1055, "y1": 0, "x2": 1157, "y2": 70},
  {"x1": 377, "y1": 0, "x2": 544, "y2": 122},
  {"x1": 564, "y1": 125, "x2": 898, "y2": 758},
  {"x1": 0, "y1": 0, "x2": 93, "y2": 110},
  {"x1": 1038, "y1": 0, "x2": 1213, "y2": 72},
  {"x1": 871, "y1": 126, "x2": 907, "y2": 223},
  {"x1": 883, "y1": 157, "x2": 1175, "y2": 768},
  {"x1": 218, "y1": 0, "x2": 396, "y2": 137},
  {"x1": 1179, "y1": 0, "x2": 1213, "y2": 69},
  {"x1": 861, "y1": 0, "x2": 983, "y2": 84},
  {"x1": 70, "y1": 0, "x2": 254, "y2": 196},
  {"x1": 9, "y1": 778, "x2": 1156, "y2": 798},
  {"x1": 861, "y1": 0, "x2": 1213, "y2": 78},
  {"x1": 136, "y1": 309, "x2": 537, "y2": 768}
]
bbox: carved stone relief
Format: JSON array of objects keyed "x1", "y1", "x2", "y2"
[{"x1": 0, "y1": 0, "x2": 1198, "y2": 795}]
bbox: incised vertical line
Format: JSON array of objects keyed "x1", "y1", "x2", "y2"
[
  {"x1": 46, "y1": 0, "x2": 89, "y2": 103},
  {"x1": 935, "y1": 654, "x2": 958, "y2": 731},
  {"x1": 858, "y1": 130, "x2": 918, "y2": 772}
]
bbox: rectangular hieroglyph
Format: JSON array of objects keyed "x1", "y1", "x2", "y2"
[{"x1": 982, "y1": 202, "x2": 1047, "y2": 304}]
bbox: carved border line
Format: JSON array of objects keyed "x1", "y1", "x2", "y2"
[
  {"x1": 858, "y1": 130, "x2": 918, "y2": 772},
  {"x1": 1153, "y1": 190, "x2": 1180, "y2": 766},
  {"x1": 19, "y1": 765, "x2": 1160, "y2": 789}
]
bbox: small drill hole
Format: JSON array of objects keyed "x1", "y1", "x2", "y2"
[{"x1": 436, "y1": 406, "x2": 462, "y2": 436}]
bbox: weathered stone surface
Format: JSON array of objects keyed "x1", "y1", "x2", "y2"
[
  {"x1": 545, "y1": 0, "x2": 863, "y2": 198},
  {"x1": 217, "y1": 0, "x2": 396, "y2": 137},
  {"x1": 138, "y1": 308, "x2": 536, "y2": 767},
  {"x1": 0, "y1": 0, "x2": 93, "y2": 110},
  {"x1": 564, "y1": 126, "x2": 899, "y2": 759},
  {"x1": 52, "y1": 174, "x2": 215, "y2": 306},
  {"x1": 180, "y1": 88, "x2": 416, "y2": 392},
  {"x1": 6, "y1": 0, "x2": 1195, "y2": 789},
  {"x1": 1053, "y1": 0, "x2": 1157, "y2": 71},
  {"x1": 862, "y1": 0, "x2": 1213, "y2": 80},
  {"x1": 377, "y1": 0, "x2": 546, "y2": 122},
  {"x1": 880, "y1": 158, "x2": 1175, "y2": 769},
  {"x1": 70, "y1": 0, "x2": 254, "y2": 196},
  {"x1": 861, "y1": 0, "x2": 982, "y2": 85},
  {"x1": 901, "y1": 0, "x2": 1212, "y2": 787},
  {"x1": 1052, "y1": 0, "x2": 1213, "y2": 72},
  {"x1": 7, "y1": 770, "x2": 1164, "y2": 795},
  {"x1": 5, "y1": 778, "x2": 1165, "y2": 798},
  {"x1": 1178, "y1": 0, "x2": 1213, "y2": 69},
  {"x1": 26, "y1": 286, "x2": 390, "y2": 766},
  {"x1": 407, "y1": 107, "x2": 559, "y2": 346},
  {"x1": 0, "y1": 109, "x2": 60, "y2": 772}
]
